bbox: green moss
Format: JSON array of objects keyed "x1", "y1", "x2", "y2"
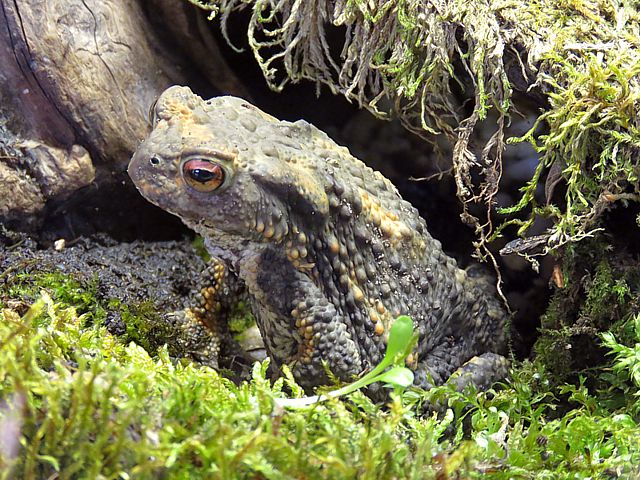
[
  {"x1": 502, "y1": 51, "x2": 640, "y2": 249},
  {"x1": 1, "y1": 271, "x2": 106, "y2": 323},
  {"x1": 583, "y1": 261, "x2": 631, "y2": 323},
  {"x1": 2, "y1": 284, "x2": 640, "y2": 477},
  {"x1": 116, "y1": 299, "x2": 174, "y2": 355},
  {"x1": 227, "y1": 300, "x2": 255, "y2": 334},
  {"x1": 0, "y1": 295, "x2": 443, "y2": 478},
  {"x1": 534, "y1": 239, "x2": 640, "y2": 381},
  {"x1": 191, "y1": 235, "x2": 211, "y2": 262},
  {"x1": 0, "y1": 267, "x2": 180, "y2": 358}
]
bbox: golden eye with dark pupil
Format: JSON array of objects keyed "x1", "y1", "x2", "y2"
[{"x1": 182, "y1": 159, "x2": 225, "y2": 192}]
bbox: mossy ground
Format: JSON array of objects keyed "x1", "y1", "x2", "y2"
[{"x1": 1, "y1": 267, "x2": 640, "y2": 478}]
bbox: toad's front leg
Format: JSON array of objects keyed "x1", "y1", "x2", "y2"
[
  {"x1": 241, "y1": 249, "x2": 363, "y2": 388},
  {"x1": 167, "y1": 257, "x2": 243, "y2": 368}
]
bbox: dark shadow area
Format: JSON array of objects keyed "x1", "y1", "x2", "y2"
[{"x1": 38, "y1": 173, "x2": 191, "y2": 246}]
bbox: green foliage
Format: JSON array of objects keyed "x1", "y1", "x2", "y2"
[
  {"x1": 0, "y1": 295, "x2": 445, "y2": 478},
  {"x1": 534, "y1": 239, "x2": 640, "y2": 381},
  {"x1": 504, "y1": 50, "x2": 640, "y2": 248},
  {"x1": 435, "y1": 375, "x2": 640, "y2": 478},
  {"x1": 1, "y1": 271, "x2": 106, "y2": 323},
  {"x1": 116, "y1": 299, "x2": 174, "y2": 355},
  {"x1": 191, "y1": 235, "x2": 211, "y2": 262},
  {"x1": 0, "y1": 264, "x2": 200, "y2": 356},
  {"x1": 2, "y1": 279, "x2": 640, "y2": 477},
  {"x1": 601, "y1": 314, "x2": 640, "y2": 389},
  {"x1": 227, "y1": 301, "x2": 256, "y2": 335},
  {"x1": 583, "y1": 260, "x2": 632, "y2": 323},
  {"x1": 276, "y1": 315, "x2": 416, "y2": 408}
]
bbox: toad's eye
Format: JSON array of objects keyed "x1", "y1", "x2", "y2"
[{"x1": 182, "y1": 159, "x2": 226, "y2": 192}]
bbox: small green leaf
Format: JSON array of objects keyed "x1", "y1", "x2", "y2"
[
  {"x1": 384, "y1": 315, "x2": 414, "y2": 364},
  {"x1": 375, "y1": 367, "x2": 415, "y2": 388},
  {"x1": 36, "y1": 455, "x2": 60, "y2": 471}
]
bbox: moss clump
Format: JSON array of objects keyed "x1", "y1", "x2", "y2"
[
  {"x1": 0, "y1": 295, "x2": 447, "y2": 478},
  {"x1": 227, "y1": 300, "x2": 255, "y2": 333},
  {"x1": 2, "y1": 285, "x2": 640, "y2": 477},
  {"x1": 500, "y1": 51, "x2": 640, "y2": 251},
  {"x1": 534, "y1": 238, "x2": 640, "y2": 381},
  {"x1": 191, "y1": 235, "x2": 211, "y2": 262},
  {"x1": 0, "y1": 266, "x2": 181, "y2": 358},
  {"x1": 114, "y1": 299, "x2": 174, "y2": 355},
  {"x1": 1, "y1": 271, "x2": 106, "y2": 323}
]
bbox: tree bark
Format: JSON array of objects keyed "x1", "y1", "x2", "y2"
[{"x1": 0, "y1": 0, "x2": 244, "y2": 229}]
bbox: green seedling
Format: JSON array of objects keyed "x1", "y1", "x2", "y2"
[{"x1": 275, "y1": 315, "x2": 416, "y2": 408}]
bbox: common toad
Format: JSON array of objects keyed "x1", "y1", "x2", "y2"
[{"x1": 128, "y1": 86, "x2": 508, "y2": 391}]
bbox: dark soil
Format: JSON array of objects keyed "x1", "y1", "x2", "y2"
[{"x1": 0, "y1": 230, "x2": 203, "y2": 335}]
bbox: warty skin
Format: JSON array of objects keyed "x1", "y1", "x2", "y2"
[{"x1": 128, "y1": 86, "x2": 509, "y2": 392}]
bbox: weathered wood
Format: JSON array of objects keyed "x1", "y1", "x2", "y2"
[{"x1": 0, "y1": 0, "x2": 244, "y2": 228}]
